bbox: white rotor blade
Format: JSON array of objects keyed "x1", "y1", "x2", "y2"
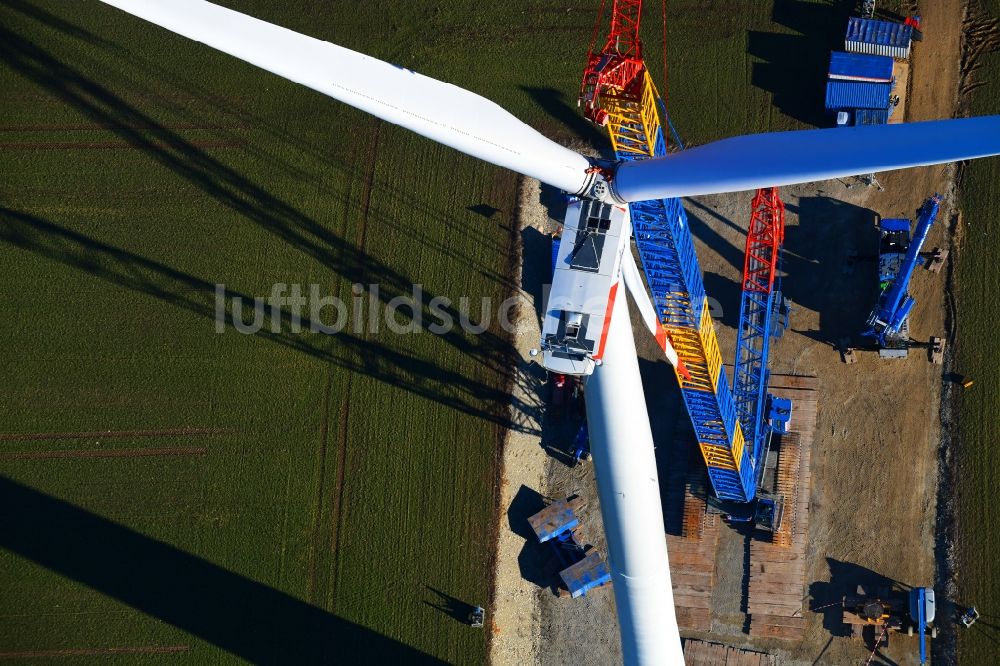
[
  {"x1": 612, "y1": 116, "x2": 1000, "y2": 202},
  {"x1": 620, "y1": 249, "x2": 689, "y2": 379},
  {"x1": 585, "y1": 289, "x2": 682, "y2": 665},
  {"x1": 97, "y1": 0, "x2": 592, "y2": 194}
]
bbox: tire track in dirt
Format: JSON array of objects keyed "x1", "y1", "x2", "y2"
[
  {"x1": 0, "y1": 427, "x2": 235, "y2": 441},
  {"x1": 959, "y1": 0, "x2": 1000, "y2": 101},
  {"x1": 305, "y1": 124, "x2": 366, "y2": 605},
  {"x1": 0, "y1": 447, "x2": 206, "y2": 461},
  {"x1": 327, "y1": 119, "x2": 381, "y2": 613}
]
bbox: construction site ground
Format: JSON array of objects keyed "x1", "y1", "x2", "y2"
[{"x1": 491, "y1": 1, "x2": 964, "y2": 664}]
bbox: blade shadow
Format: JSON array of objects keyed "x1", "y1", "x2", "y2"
[
  {"x1": 0, "y1": 475, "x2": 443, "y2": 664},
  {"x1": 0, "y1": 207, "x2": 541, "y2": 435}
]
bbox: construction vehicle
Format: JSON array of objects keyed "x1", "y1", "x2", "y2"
[
  {"x1": 958, "y1": 605, "x2": 980, "y2": 628},
  {"x1": 843, "y1": 584, "x2": 978, "y2": 665},
  {"x1": 843, "y1": 585, "x2": 936, "y2": 661},
  {"x1": 863, "y1": 194, "x2": 942, "y2": 358}
]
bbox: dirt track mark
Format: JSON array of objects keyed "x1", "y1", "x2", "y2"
[
  {"x1": 0, "y1": 140, "x2": 243, "y2": 151},
  {"x1": 0, "y1": 645, "x2": 190, "y2": 659},
  {"x1": 0, "y1": 122, "x2": 248, "y2": 132},
  {"x1": 0, "y1": 447, "x2": 206, "y2": 461},
  {"x1": 307, "y1": 364, "x2": 335, "y2": 604},
  {"x1": 0, "y1": 427, "x2": 235, "y2": 442},
  {"x1": 327, "y1": 120, "x2": 382, "y2": 612},
  {"x1": 959, "y1": 0, "x2": 1000, "y2": 100}
]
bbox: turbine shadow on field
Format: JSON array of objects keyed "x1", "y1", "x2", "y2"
[
  {"x1": 0, "y1": 476, "x2": 443, "y2": 664},
  {"x1": 0, "y1": 26, "x2": 504, "y2": 365},
  {"x1": 520, "y1": 86, "x2": 608, "y2": 151},
  {"x1": 747, "y1": 0, "x2": 856, "y2": 128},
  {"x1": 2, "y1": 0, "x2": 511, "y2": 276},
  {"x1": 782, "y1": 196, "x2": 875, "y2": 346},
  {"x1": 0, "y1": 207, "x2": 539, "y2": 435},
  {"x1": 0, "y1": 20, "x2": 544, "y2": 432}
]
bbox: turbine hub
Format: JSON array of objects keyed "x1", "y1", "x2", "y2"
[{"x1": 578, "y1": 162, "x2": 624, "y2": 204}]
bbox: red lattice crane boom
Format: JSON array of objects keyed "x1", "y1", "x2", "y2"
[{"x1": 579, "y1": 0, "x2": 646, "y2": 125}]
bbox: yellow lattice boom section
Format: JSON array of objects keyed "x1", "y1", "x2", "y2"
[{"x1": 599, "y1": 69, "x2": 747, "y2": 482}]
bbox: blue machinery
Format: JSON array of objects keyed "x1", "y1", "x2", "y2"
[
  {"x1": 864, "y1": 194, "x2": 942, "y2": 348},
  {"x1": 528, "y1": 498, "x2": 611, "y2": 598}
]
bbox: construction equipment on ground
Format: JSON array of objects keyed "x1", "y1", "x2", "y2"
[
  {"x1": 863, "y1": 194, "x2": 942, "y2": 358},
  {"x1": 843, "y1": 584, "x2": 936, "y2": 663},
  {"x1": 527, "y1": 496, "x2": 611, "y2": 598},
  {"x1": 843, "y1": 584, "x2": 977, "y2": 665}
]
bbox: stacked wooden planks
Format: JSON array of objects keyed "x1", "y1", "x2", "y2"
[
  {"x1": 747, "y1": 374, "x2": 819, "y2": 640},
  {"x1": 682, "y1": 639, "x2": 775, "y2": 665},
  {"x1": 667, "y1": 509, "x2": 720, "y2": 631},
  {"x1": 665, "y1": 429, "x2": 721, "y2": 632}
]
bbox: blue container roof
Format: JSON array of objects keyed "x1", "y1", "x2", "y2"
[
  {"x1": 829, "y1": 51, "x2": 894, "y2": 81},
  {"x1": 846, "y1": 17, "x2": 913, "y2": 47},
  {"x1": 854, "y1": 108, "x2": 890, "y2": 126},
  {"x1": 551, "y1": 237, "x2": 561, "y2": 275},
  {"x1": 825, "y1": 81, "x2": 891, "y2": 110}
]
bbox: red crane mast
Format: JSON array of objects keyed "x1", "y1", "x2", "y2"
[{"x1": 579, "y1": 0, "x2": 646, "y2": 125}]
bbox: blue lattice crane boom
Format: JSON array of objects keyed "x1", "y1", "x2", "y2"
[
  {"x1": 580, "y1": 1, "x2": 760, "y2": 504},
  {"x1": 732, "y1": 188, "x2": 789, "y2": 489}
]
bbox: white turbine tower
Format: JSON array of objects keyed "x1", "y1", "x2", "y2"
[{"x1": 94, "y1": 1, "x2": 1000, "y2": 663}]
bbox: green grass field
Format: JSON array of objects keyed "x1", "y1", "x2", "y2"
[
  {"x1": 0, "y1": 1, "x2": 543, "y2": 662},
  {"x1": 0, "y1": 1, "x2": 871, "y2": 663},
  {"x1": 954, "y1": 2, "x2": 1000, "y2": 662}
]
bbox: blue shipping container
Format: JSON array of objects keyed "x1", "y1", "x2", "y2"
[
  {"x1": 825, "y1": 81, "x2": 891, "y2": 111},
  {"x1": 829, "y1": 51, "x2": 894, "y2": 82},
  {"x1": 846, "y1": 17, "x2": 913, "y2": 59},
  {"x1": 551, "y1": 237, "x2": 561, "y2": 275},
  {"x1": 854, "y1": 108, "x2": 890, "y2": 126}
]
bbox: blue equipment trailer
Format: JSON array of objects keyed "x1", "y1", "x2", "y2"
[
  {"x1": 527, "y1": 497, "x2": 611, "y2": 598},
  {"x1": 864, "y1": 195, "x2": 941, "y2": 355}
]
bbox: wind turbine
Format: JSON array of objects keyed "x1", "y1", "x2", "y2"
[{"x1": 94, "y1": 1, "x2": 1000, "y2": 663}]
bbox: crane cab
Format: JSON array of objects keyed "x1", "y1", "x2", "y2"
[{"x1": 539, "y1": 199, "x2": 631, "y2": 376}]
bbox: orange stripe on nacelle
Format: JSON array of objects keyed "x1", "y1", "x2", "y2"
[{"x1": 594, "y1": 281, "x2": 620, "y2": 361}]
